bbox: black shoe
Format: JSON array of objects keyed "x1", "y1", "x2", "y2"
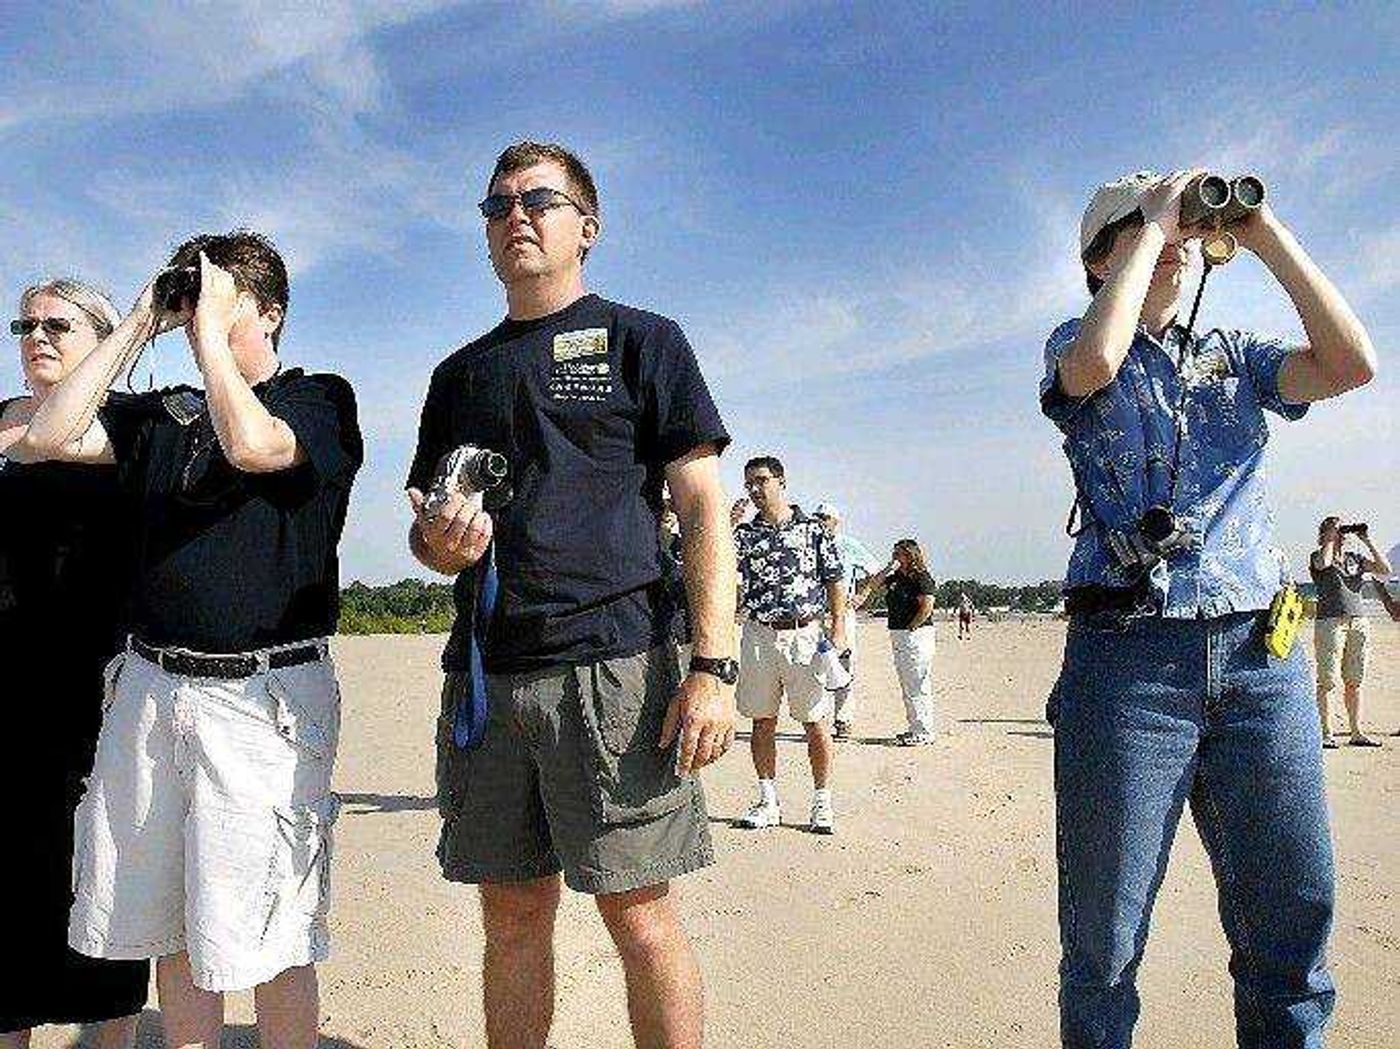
[{"x1": 833, "y1": 720, "x2": 851, "y2": 740}]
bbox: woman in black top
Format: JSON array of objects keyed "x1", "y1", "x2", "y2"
[
  {"x1": 0, "y1": 280, "x2": 148, "y2": 1046},
  {"x1": 859, "y1": 539, "x2": 940, "y2": 745}
]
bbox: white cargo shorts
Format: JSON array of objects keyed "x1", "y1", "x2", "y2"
[{"x1": 68, "y1": 642, "x2": 341, "y2": 992}]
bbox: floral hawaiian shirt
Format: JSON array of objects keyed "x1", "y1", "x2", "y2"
[
  {"x1": 735, "y1": 506, "x2": 845, "y2": 623},
  {"x1": 1039, "y1": 317, "x2": 1307, "y2": 617}
]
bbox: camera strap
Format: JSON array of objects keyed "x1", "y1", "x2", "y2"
[{"x1": 1162, "y1": 260, "x2": 1213, "y2": 511}]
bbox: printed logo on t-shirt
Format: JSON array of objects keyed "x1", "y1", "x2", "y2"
[{"x1": 550, "y1": 327, "x2": 613, "y2": 402}]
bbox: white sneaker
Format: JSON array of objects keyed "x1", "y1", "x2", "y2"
[
  {"x1": 809, "y1": 794, "x2": 834, "y2": 835},
  {"x1": 739, "y1": 799, "x2": 781, "y2": 829}
]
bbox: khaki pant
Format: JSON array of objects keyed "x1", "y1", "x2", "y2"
[{"x1": 1314, "y1": 615, "x2": 1369, "y2": 689}]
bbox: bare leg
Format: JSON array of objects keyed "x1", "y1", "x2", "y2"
[
  {"x1": 92, "y1": 1015, "x2": 140, "y2": 1049},
  {"x1": 254, "y1": 965, "x2": 319, "y2": 1049},
  {"x1": 803, "y1": 719, "x2": 833, "y2": 790},
  {"x1": 1342, "y1": 682, "x2": 1371, "y2": 742},
  {"x1": 480, "y1": 876, "x2": 561, "y2": 1049},
  {"x1": 596, "y1": 883, "x2": 703, "y2": 1049},
  {"x1": 749, "y1": 717, "x2": 778, "y2": 780},
  {"x1": 0, "y1": 1029, "x2": 32, "y2": 1049},
  {"x1": 1315, "y1": 684, "x2": 1335, "y2": 744},
  {"x1": 156, "y1": 951, "x2": 223, "y2": 1049}
]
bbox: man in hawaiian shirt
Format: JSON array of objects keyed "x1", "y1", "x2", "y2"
[
  {"x1": 1041, "y1": 168, "x2": 1376, "y2": 1047},
  {"x1": 734, "y1": 457, "x2": 846, "y2": 833}
]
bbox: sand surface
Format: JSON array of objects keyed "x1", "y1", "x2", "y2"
[{"x1": 37, "y1": 619, "x2": 1399, "y2": 1048}]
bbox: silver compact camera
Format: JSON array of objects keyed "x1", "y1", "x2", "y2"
[{"x1": 424, "y1": 445, "x2": 508, "y2": 517}]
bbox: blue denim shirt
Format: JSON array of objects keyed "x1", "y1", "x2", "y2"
[{"x1": 1039, "y1": 317, "x2": 1307, "y2": 617}]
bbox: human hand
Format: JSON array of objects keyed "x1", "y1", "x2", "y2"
[
  {"x1": 134, "y1": 275, "x2": 191, "y2": 336},
  {"x1": 408, "y1": 486, "x2": 493, "y2": 571},
  {"x1": 730, "y1": 497, "x2": 751, "y2": 528},
  {"x1": 1140, "y1": 168, "x2": 1207, "y2": 243},
  {"x1": 189, "y1": 252, "x2": 247, "y2": 350},
  {"x1": 660, "y1": 670, "x2": 735, "y2": 775}
]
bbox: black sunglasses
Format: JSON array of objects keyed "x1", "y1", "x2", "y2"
[
  {"x1": 479, "y1": 186, "x2": 588, "y2": 221},
  {"x1": 11, "y1": 317, "x2": 78, "y2": 338}
]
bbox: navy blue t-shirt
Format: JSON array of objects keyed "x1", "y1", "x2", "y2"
[{"x1": 407, "y1": 294, "x2": 729, "y2": 673}]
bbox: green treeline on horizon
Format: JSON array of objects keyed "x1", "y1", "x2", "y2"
[{"x1": 335, "y1": 577, "x2": 1069, "y2": 635}]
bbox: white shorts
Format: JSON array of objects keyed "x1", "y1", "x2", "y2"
[
  {"x1": 68, "y1": 643, "x2": 341, "y2": 993},
  {"x1": 736, "y1": 620, "x2": 829, "y2": 723}
]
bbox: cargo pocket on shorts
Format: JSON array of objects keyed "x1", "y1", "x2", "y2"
[
  {"x1": 259, "y1": 794, "x2": 339, "y2": 948},
  {"x1": 579, "y1": 647, "x2": 692, "y2": 826},
  {"x1": 266, "y1": 671, "x2": 335, "y2": 762}
]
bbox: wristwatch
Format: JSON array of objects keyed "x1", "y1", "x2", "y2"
[{"x1": 688, "y1": 655, "x2": 739, "y2": 685}]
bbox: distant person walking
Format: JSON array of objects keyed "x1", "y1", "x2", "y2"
[
  {"x1": 812, "y1": 502, "x2": 881, "y2": 739},
  {"x1": 858, "y1": 540, "x2": 939, "y2": 745},
  {"x1": 1310, "y1": 516, "x2": 1392, "y2": 748},
  {"x1": 734, "y1": 457, "x2": 847, "y2": 833},
  {"x1": 956, "y1": 592, "x2": 975, "y2": 640}
]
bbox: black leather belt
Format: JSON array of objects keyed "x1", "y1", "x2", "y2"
[
  {"x1": 759, "y1": 615, "x2": 820, "y2": 631},
  {"x1": 131, "y1": 636, "x2": 324, "y2": 679}
]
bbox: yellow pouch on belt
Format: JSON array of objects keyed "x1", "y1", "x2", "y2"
[{"x1": 1265, "y1": 584, "x2": 1305, "y2": 659}]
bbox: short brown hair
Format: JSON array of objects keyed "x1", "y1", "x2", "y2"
[
  {"x1": 169, "y1": 230, "x2": 289, "y2": 347},
  {"x1": 1083, "y1": 210, "x2": 1144, "y2": 295},
  {"x1": 488, "y1": 141, "x2": 599, "y2": 215}
]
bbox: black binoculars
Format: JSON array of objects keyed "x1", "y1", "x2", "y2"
[
  {"x1": 152, "y1": 266, "x2": 200, "y2": 313},
  {"x1": 1178, "y1": 174, "x2": 1267, "y2": 265}
]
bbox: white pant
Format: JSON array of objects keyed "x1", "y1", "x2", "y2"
[
  {"x1": 890, "y1": 625, "x2": 936, "y2": 735},
  {"x1": 832, "y1": 609, "x2": 858, "y2": 722}
]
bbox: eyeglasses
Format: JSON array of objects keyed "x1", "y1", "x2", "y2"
[
  {"x1": 744, "y1": 475, "x2": 778, "y2": 490},
  {"x1": 11, "y1": 317, "x2": 79, "y2": 338},
  {"x1": 479, "y1": 186, "x2": 588, "y2": 221}
]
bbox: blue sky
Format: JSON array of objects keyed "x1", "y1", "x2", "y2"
[{"x1": 3, "y1": 1, "x2": 1396, "y2": 584}]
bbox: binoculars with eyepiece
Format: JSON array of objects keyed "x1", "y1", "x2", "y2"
[
  {"x1": 1178, "y1": 173, "x2": 1267, "y2": 266},
  {"x1": 153, "y1": 266, "x2": 201, "y2": 312}
]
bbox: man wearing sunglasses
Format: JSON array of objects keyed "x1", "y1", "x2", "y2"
[{"x1": 406, "y1": 141, "x2": 736, "y2": 1049}]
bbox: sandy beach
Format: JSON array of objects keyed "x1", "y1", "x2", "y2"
[{"x1": 37, "y1": 618, "x2": 1399, "y2": 1048}]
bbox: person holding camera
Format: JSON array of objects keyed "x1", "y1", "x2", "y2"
[
  {"x1": 855, "y1": 539, "x2": 939, "y2": 745},
  {"x1": 0, "y1": 280, "x2": 148, "y2": 1048},
  {"x1": 812, "y1": 502, "x2": 880, "y2": 739},
  {"x1": 1040, "y1": 168, "x2": 1376, "y2": 1046},
  {"x1": 406, "y1": 141, "x2": 735, "y2": 1049},
  {"x1": 9, "y1": 232, "x2": 363, "y2": 1049},
  {"x1": 1311, "y1": 516, "x2": 1391, "y2": 748}
]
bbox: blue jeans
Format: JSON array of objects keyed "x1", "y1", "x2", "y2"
[{"x1": 1049, "y1": 611, "x2": 1335, "y2": 1048}]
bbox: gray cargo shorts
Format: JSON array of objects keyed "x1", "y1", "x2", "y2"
[{"x1": 435, "y1": 643, "x2": 714, "y2": 895}]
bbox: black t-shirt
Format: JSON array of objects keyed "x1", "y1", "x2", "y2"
[
  {"x1": 886, "y1": 568, "x2": 937, "y2": 630},
  {"x1": 407, "y1": 294, "x2": 729, "y2": 672},
  {"x1": 99, "y1": 368, "x2": 363, "y2": 652}
]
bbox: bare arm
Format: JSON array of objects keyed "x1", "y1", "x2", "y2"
[
  {"x1": 1242, "y1": 213, "x2": 1377, "y2": 404},
  {"x1": 1057, "y1": 170, "x2": 1199, "y2": 398},
  {"x1": 1357, "y1": 535, "x2": 1392, "y2": 577},
  {"x1": 661, "y1": 444, "x2": 737, "y2": 774},
  {"x1": 189, "y1": 254, "x2": 304, "y2": 473},
  {"x1": 908, "y1": 594, "x2": 937, "y2": 630},
  {"x1": 825, "y1": 577, "x2": 848, "y2": 649},
  {"x1": 11, "y1": 298, "x2": 159, "y2": 464},
  {"x1": 667, "y1": 445, "x2": 737, "y2": 662}
]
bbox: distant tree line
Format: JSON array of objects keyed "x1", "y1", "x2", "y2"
[
  {"x1": 337, "y1": 577, "x2": 1398, "y2": 633},
  {"x1": 338, "y1": 579, "x2": 457, "y2": 634}
]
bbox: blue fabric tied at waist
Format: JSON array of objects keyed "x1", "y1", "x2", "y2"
[{"x1": 454, "y1": 544, "x2": 498, "y2": 750}]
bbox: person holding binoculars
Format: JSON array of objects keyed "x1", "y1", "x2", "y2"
[
  {"x1": 1039, "y1": 168, "x2": 1376, "y2": 1047},
  {"x1": 7, "y1": 232, "x2": 363, "y2": 1049},
  {"x1": 1310, "y1": 516, "x2": 1391, "y2": 749}
]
